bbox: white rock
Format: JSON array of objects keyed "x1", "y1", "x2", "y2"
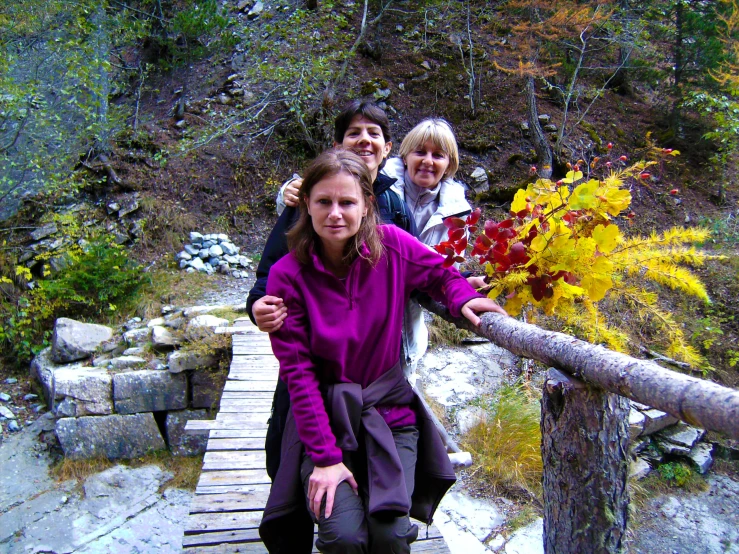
[
  {"x1": 439, "y1": 491, "x2": 505, "y2": 542},
  {"x1": 505, "y1": 518, "x2": 544, "y2": 554},
  {"x1": 147, "y1": 317, "x2": 166, "y2": 327},
  {"x1": 189, "y1": 314, "x2": 230, "y2": 329},
  {"x1": 189, "y1": 257, "x2": 205, "y2": 270},
  {"x1": 151, "y1": 325, "x2": 182, "y2": 348},
  {"x1": 688, "y1": 442, "x2": 713, "y2": 474},
  {"x1": 629, "y1": 457, "x2": 651, "y2": 480},
  {"x1": 0, "y1": 405, "x2": 15, "y2": 419},
  {"x1": 208, "y1": 244, "x2": 224, "y2": 257}
]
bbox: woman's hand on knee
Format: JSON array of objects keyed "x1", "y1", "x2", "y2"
[{"x1": 308, "y1": 462, "x2": 358, "y2": 519}]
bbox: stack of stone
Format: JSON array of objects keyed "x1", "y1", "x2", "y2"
[
  {"x1": 176, "y1": 232, "x2": 252, "y2": 278},
  {"x1": 628, "y1": 401, "x2": 714, "y2": 479},
  {"x1": 30, "y1": 306, "x2": 242, "y2": 460}
]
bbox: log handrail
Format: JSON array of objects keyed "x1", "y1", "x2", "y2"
[{"x1": 420, "y1": 298, "x2": 739, "y2": 440}]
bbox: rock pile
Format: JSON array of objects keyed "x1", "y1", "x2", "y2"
[
  {"x1": 628, "y1": 402, "x2": 714, "y2": 478},
  {"x1": 30, "y1": 307, "x2": 244, "y2": 459},
  {"x1": 176, "y1": 232, "x2": 253, "y2": 278},
  {"x1": 17, "y1": 194, "x2": 144, "y2": 281}
]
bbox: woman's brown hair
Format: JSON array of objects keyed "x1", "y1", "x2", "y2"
[{"x1": 287, "y1": 149, "x2": 385, "y2": 266}]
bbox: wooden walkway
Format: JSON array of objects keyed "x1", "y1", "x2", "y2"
[{"x1": 182, "y1": 318, "x2": 451, "y2": 553}]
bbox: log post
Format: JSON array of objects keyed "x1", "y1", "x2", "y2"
[{"x1": 541, "y1": 368, "x2": 631, "y2": 554}]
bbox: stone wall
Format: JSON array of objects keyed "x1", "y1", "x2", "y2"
[{"x1": 30, "y1": 307, "x2": 239, "y2": 459}]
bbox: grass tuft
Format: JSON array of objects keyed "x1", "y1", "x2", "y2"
[
  {"x1": 428, "y1": 314, "x2": 475, "y2": 347},
  {"x1": 462, "y1": 383, "x2": 543, "y2": 500},
  {"x1": 51, "y1": 451, "x2": 204, "y2": 491}
]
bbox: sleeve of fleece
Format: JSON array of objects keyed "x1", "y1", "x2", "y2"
[
  {"x1": 390, "y1": 226, "x2": 483, "y2": 317},
  {"x1": 245, "y1": 207, "x2": 296, "y2": 324},
  {"x1": 266, "y1": 265, "x2": 343, "y2": 467}
]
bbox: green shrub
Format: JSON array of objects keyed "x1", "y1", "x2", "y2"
[{"x1": 0, "y1": 240, "x2": 145, "y2": 364}]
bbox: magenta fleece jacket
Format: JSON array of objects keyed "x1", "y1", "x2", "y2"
[{"x1": 266, "y1": 225, "x2": 483, "y2": 467}]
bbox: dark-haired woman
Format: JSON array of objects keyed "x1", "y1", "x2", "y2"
[{"x1": 258, "y1": 149, "x2": 506, "y2": 554}]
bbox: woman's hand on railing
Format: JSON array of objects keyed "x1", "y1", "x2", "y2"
[
  {"x1": 461, "y1": 297, "x2": 507, "y2": 326},
  {"x1": 308, "y1": 462, "x2": 358, "y2": 519},
  {"x1": 253, "y1": 295, "x2": 288, "y2": 332}
]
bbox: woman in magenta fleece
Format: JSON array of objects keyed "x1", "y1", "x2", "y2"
[{"x1": 259, "y1": 149, "x2": 506, "y2": 554}]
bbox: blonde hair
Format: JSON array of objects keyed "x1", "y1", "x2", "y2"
[
  {"x1": 398, "y1": 118, "x2": 460, "y2": 179},
  {"x1": 287, "y1": 149, "x2": 384, "y2": 267}
]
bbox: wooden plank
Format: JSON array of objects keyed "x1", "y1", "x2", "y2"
[
  {"x1": 203, "y1": 451, "x2": 266, "y2": 471},
  {"x1": 190, "y1": 489, "x2": 271, "y2": 513},
  {"x1": 207, "y1": 437, "x2": 265, "y2": 451},
  {"x1": 185, "y1": 511, "x2": 264, "y2": 534},
  {"x1": 184, "y1": 543, "x2": 267, "y2": 554},
  {"x1": 187, "y1": 420, "x2": 266, "y2": 433},
  {"x1": 227, "y1": 371, "x2": 278, "y2": 382},
  {"x1": 197, "y1": 469, "x2": 271, "y2": 487},
  {"x1": 209, "y1": 429, "x2": 267, "y2": 439},
  {"x1": 411, "y1": 538, "x2": 452, "y2": 552},
  {"x1": 218, "y1": 397, "x2": 273, "y2": 408},
  {"x1": 224, "y1": 381, "x2": 278, "y2": 393},
  {"x1": 232, "y1": 347, "x2": 275, "y2": 357},
  {"x1": 182, "y1": 528, "x2": 262, "y2": 547},
  {"x1": 215, "y1": 412, "x2": 269, "y2": 425},
  {"x1": 220, "y1": 391, "x2": 274, "y2": 400},
  {"x1": 219, "y1": 398, "x2": 272, "y2": 414}
]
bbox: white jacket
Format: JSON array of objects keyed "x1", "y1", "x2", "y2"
[{"x1": 382, "y1": 158, "x2": 473, "y2": 371}]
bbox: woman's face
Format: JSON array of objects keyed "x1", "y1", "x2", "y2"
[
  {"x1": 306, "y1": 171, "x2": 368, "y2": 253},
  {"x1": 340, "y1": 115, "x2": 392, "y2": 179},
  {"x1": 403, "y1": 140, "x2": 450, "y2": 189}
]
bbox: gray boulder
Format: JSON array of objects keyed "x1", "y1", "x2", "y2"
[
  {"x1": 641, "y1": 408, "x2": 678, "y2": 435},
  {"x1": 30, "y1": 222, "x2": 58, "y2": 241},
  {"x1": 168, "y1": 350, "x2": 217, "y2": 373},
  {"x1": 107, "y1": 355, "x2": 147, "y2": 370},
  {"x1": 51, "y1": 318, "x2": 114, "y2": 363},
  {"x1": 191, "y1": 370, "x2": 227, "y2": 409},
  {"x1": 31, "y1": 347, "x2": 87, "y2": 406},
  {"x1": 56, "y1": 413, "x2": 166, "y2": 459},
  {"x1": 53, "y1": 367, "x2": 113, "y2": 417},
  {"x1": 113, "y1": 370, "x2": 187, "y2": 414},
  {"x1": 166, "y1": 409, "x2": 210, "y2": 456},
  {"x1": 123, "y1": 327, "x2": 151, "y2": 345}
]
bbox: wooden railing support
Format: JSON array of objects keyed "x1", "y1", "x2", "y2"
[
  {"x1": 419, "y1": 299, "x2": 739, "y2": 440},
  {"x1": 541, "y1": 368, "x2": 630, "y2": 554},
  {"x1": 419, "y1": 297, "x2": 739, "y2": 553}
]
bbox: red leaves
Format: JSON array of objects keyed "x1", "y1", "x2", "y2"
[{"x1": 669, "y1": 188, "x2": 679, "y2": 195}]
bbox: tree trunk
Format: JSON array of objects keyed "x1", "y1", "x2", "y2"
[
  {"x1": 541, "y1": 368, "x2": 630, "y2": 554},
  {"x1": 418, "y1": 299, "x2": 739, "y2": 440},
  {"x1": 670, "y1": 0, "x2": 685, "y2": 134},
  {"x1": 526, "y1": 75, "x2": 553, "y2": 179}
]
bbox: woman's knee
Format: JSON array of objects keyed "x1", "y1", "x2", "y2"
[
  {"x1": 368, "y1": 515, "x2": 417, "y2": 553},
  {"x1": 316, "y1": 515, "x2": 367, "y2": 553}
]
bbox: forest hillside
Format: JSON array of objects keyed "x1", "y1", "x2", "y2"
[{"x1": 1, "y1": 1, "x2": 738, "y2": 389}]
